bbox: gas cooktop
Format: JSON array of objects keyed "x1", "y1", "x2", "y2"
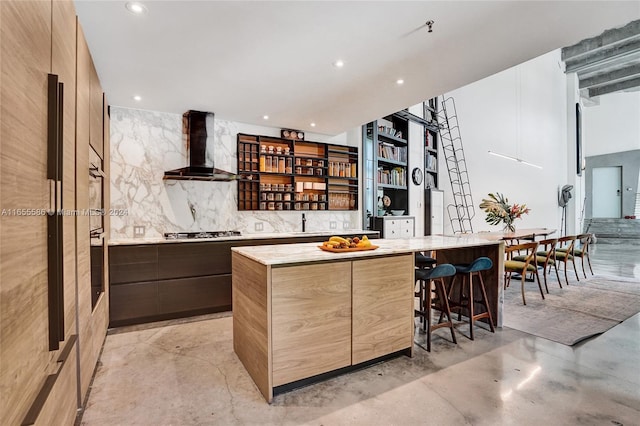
[{"x1": 164, "y1": 231, "x2": 242, "y2": 240}]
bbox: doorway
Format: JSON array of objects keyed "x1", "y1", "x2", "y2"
[{"x1": 592, "y1": 166, "x2": 622, "y2": 218}]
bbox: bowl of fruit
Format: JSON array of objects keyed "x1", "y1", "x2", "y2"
[{"x1": 319, "y1": 235, "x2": 378, "y2": 252}]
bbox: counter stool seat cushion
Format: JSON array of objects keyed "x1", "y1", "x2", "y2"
[
  {"x1": 415, "y1": 253, "x2": 437, "y2": 269},
  {"x1": 454, "y1": 256, "x2": 493, "y2": 274},
  {"x1": 416, "y1": 263, "x2": 456, "y2": 281}
]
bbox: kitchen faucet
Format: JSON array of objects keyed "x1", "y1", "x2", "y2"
[{"x1": 302, "y1": 213, "x2": 306, "y2": 232}]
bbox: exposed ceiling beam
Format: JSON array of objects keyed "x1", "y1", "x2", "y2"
[
  {"x1": 579, "y1": 63, "x2": 640, "y2": 89},
  {"x1": 588, "y1": 75, "x2": 640, "y2": 97},
  {"x1": 564, "y1": 36, "x2": 640, "y2": 73},
  {"x1": 562, "y1": 19, "x2": 640, "y2": 59}
]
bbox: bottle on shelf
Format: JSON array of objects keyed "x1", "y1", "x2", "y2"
[
  {"x1": 259, "y1": 145, "x2": 266, "y2": 172},
  {"x1": 266, "y1": 155, "x2": 272, "y2": 172}
]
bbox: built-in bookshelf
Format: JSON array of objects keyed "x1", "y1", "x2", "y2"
[
  {"x1": 362, "y1": 115, "x2": 410, "y2": 220},
  {"x1": 424, "y1": 98, "x2": 439, "y2": 189}
]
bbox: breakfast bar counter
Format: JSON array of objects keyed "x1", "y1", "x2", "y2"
[{"x1": 231, "y1": 235, "x2": 504, "y2": 402}]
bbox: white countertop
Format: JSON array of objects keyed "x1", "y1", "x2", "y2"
[
  {"x1": 108, "y1": 230, "x2": 378, "y2": 246},
  {"x1": 231, "y1": 235, "x2": 502, "y2": 266}
]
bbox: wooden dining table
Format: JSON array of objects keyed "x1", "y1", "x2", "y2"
[{"x1": 476, "y1": 228, "x2": 557, "y2": 242}]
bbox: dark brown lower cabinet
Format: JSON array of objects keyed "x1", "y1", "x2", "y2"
[
  {"x1": 109, "y1": 233, "x2": 379, "y2": 327},
  {"x1": 110, "y1": 281, "x2": 158, "y2": 323},
  {"x1": 158, "y1": 275, "x2": 232, "y2": 313}
]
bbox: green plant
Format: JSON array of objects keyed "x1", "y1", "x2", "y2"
[{"x1": 479, "y1": 193, "x2": 530, "y2": 232}]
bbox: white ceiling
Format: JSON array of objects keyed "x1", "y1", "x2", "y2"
[{"x1": 75, "y1": 1, "x2": 639, "y2": 135}]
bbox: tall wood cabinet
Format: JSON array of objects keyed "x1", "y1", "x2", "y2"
[
  {"x1": 0, "y1": 1, "x2": 109, "y2": 423},
  {"x1": 76, "y1": 22, "x2": 110, "y2": 406}
]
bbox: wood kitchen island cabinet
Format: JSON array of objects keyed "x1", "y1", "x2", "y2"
[{"x1": 232, "y1": 235, "x2": 504, "y2": 402}]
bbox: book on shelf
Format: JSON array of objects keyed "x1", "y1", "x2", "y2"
[
  {"x1": 426, "y1": 153, "x2": 437, "y2": 171},
  {"x1": 378, "y1": 142, "x2": 407, "y2": 162},
  {"x1": 377, "y1": 166, "x2": 406, "y2": 187},
  {"x1": 426, "y1": 131, "x2": 434, "y2": 149},
  {"x1": 425, "y1": 173, "x2": 435, "y2": 188}
]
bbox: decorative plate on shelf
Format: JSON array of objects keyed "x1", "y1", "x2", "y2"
[{"x1": 281, "y1": 128, "x2": 304, "y2": 141}]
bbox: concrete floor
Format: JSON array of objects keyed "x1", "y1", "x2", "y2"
[{"x1": 79, "y1": 242, "x2": 640, "y2": 425}]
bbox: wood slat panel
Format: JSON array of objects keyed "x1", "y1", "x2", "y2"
[
  {"x1": 31, "y1": 337, "x2": 78, "y2": 426},
  {"x1": 271, "y1": 262, "x2": 351, "y2": 386},
  {"x1": 88, "y1": 54, "x2": 103, "y2": 158},
  {"x1": 352, "y1": 255, "x2": 414, "y2": 364},
  {"x1": 52, "y1": 0, "x2": 78, "y2": 341},
  {"x1": 232, "y1": 252, "x2": 271, "y2": 401},
  {"x1": 0, "y1": 2, "x2": 54, "y2": 424},
  {"x1": 76, "y1": 22, "x2": 109, "y2": 400},
  {"x1": 102, "y1": 94, "x2": 110, "y2": 317}
]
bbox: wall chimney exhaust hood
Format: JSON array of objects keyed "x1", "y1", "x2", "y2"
[{"x1": 164, "y1": 110, "x2": 238, "y2": 181}]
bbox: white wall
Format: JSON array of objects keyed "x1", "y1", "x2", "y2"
[
  {"x1": 441, "y1": 50, "x2": 569, "y2": 234},
  {"x1": 583, "y1": 91, "x2": 640, "y2": 157}
]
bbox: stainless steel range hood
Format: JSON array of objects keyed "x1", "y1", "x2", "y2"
[{"x1": 164, "y1": 110, "x2": 238, "y2": 181}]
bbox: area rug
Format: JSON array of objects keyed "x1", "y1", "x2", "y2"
[{"x1": 503, "y1": 275, "x2": 640, "y2": 345}]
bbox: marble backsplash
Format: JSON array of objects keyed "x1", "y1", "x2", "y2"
[{"x1": 109, "y1": 107, "x2": 360, "y2": 240}]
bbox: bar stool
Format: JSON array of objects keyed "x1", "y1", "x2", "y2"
[
  {"x1": 415, "y1": 252, "x2": 436, "y2": 269},
  {"x1": 415, "y1": 263, "x2": 457, "y2": 352},
  {"x1": 448, "y1": 257, "x2": 495, "y2": 340}
]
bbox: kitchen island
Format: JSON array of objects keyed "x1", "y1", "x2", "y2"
[{"x1": 231, "y1": 235, "x2": 504, "y2": 402}]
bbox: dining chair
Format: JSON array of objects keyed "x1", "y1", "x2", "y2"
[
  {"x1": 541, "y1": 235, "x2": 578, "y2": 285},
  {"x1": 505, "y1": 242, "x2": 544, "y2": 305},
  {"x1": 513, "y1": 238, "x2": 562, "y2": 290},
  {"x1": 556, "y1": 233, "x2": 594, "y2": 279}
]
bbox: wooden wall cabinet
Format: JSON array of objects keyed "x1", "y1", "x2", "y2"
[
  {"x1": 76, "y1": 21, "x2": 110, "y2": 405},
  {"x1": 237, "y1": 134, "x2": 358, "y2": 211},
  {"x1": 1, "y1": 1, "x2": 82, "y2": 424},
  {"x1": 0, "y1": 1, "x2": 109, "y2": 423}
]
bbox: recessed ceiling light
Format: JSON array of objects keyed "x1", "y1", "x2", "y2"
[
  {"x1": 396, "y1": 79, "x2": 404, "y2": 85},
  {"x1": 333, "y1": 60, "x2": 344, "y2": 68},
  {"x1": 125, "y1": 2, "x2": 147, "y2": 15},
  {"x1": 263, "y1": 115, "x2": 269, "y2": 120},
  {"x1": 310, "y1": 123, "x2": 316, "y2": 127},
  {"x1": 133, "y1": 95, "x2": 142, "y2": 101}
]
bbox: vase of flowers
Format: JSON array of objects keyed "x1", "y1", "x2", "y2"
[{"x1": 479, "y1": 193, "x2": 530, "y2": 233}]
